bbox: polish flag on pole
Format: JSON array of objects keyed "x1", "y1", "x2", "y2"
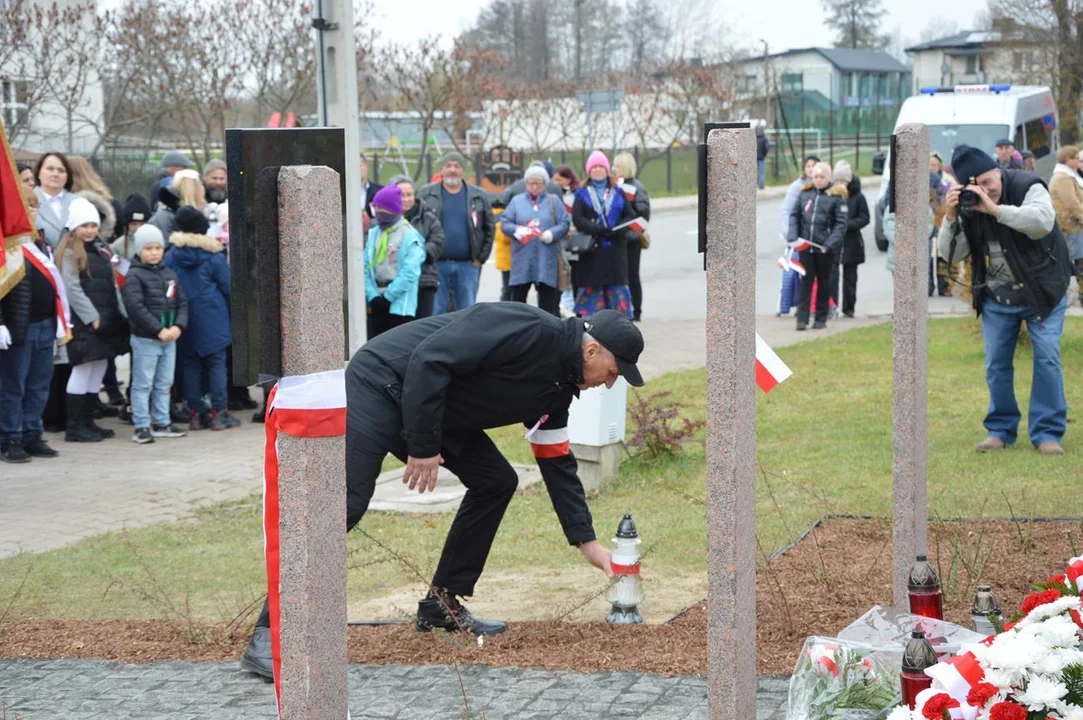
[
  {"x1": 615, "y1": 217, "x2": 649, "y2": 234},
  {"x1": 777, "y1": 254, "x2": 806, "y2": 276},
  {"x1": 262, "y1": 369, "x2": 348, "y2": 719},
  {"x1": 755, "y1": 333, "x2": 792, "y2": 393},
  {"x1": 618, "y1": 181, "x2": 637, "y2": 201},
  {"x1": 789, "y1": 238, "x2": 827, "y2": 252}
]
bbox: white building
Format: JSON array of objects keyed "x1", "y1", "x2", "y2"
[
  {"x1": 1, "y1": 0, "x2": 105, "y2": 154},
  {"x1": 736, "y1": 47, "x2": 911, "y2": 110},
  {"x1": 904, "y1": 30, "x2": 1044, "y2": 94}
]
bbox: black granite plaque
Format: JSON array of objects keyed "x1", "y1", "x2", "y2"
[{"x1": 226, "y1": 128, "x2": 346, "y2": 386}]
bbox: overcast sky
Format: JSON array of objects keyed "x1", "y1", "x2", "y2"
[{"x1": 370, "y1": 0, "x2": 986, "y2": 55}]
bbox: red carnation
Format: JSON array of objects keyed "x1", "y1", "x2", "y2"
[
  {"x1": 1021, "y1": 588, "x2": 1063, "y2": 615},
  {"x1": 989, "y1": 701, "x2": 1027, "y2": 720},
  {"x1": 1048, "y1": 573, "x2": 1068, "y2": 586},
  {"x1": 966, "y1": 682, "x2": 1000, "y2": 707},
  {"x1": 922, "y1": 693, "x2": 960, "y2": 720}
]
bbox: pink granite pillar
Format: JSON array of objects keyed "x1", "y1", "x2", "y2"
[
  {"x1": 704, "y1": 127, "x2": 758, "y2": 720},
  {"x1": 275, "y1": 165, "x2": 349, "y2": 718},
  {"x1": 890, "y1": 125, "x2": 931, "y2": 609}
]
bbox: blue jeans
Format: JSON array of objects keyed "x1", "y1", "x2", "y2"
[
  {"x1": 757, "y1": 159, "x2": 767, "y2": 189},
  {"x1": 0, "y1": 318, "x2": 56, "y2": 444},
  {"x1": 130, "y1": 335, "x2": 176, "y2": 429},
  {"x1": 981, "y1": 296, "x2": 1068, "y2": 446},
  {"x1": 434, "y1": 260, "x2": 481, "y2": 315},
  {"x1": 183, "y1": 348, "x2": 227, "y2": 413}
]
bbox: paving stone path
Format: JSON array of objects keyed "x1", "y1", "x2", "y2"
[{"x1": 0, "y1": 659, "x2": 790, "y2": 719}]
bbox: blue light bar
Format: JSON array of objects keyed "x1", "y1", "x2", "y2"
[
  {"x1": 919, "y1": 87, "x2": 940, "y2": 95},
  {"x1": 989, "y1": 84, "x2": 1011, "y2": 93}
]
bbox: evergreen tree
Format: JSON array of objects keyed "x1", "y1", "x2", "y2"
[{"x1": 822, "y1": 0, "x2": 890, "y2": 50}]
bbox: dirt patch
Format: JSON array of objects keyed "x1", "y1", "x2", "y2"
[{"x1": 3, "y1": 518, "x2": 1078, "y2": 676}]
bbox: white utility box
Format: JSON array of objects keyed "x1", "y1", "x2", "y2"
[{"x1": 568, "y1": 377, "x2": 627, "y2": 447}]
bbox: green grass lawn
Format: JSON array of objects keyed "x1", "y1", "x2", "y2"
[{"x1": 2, "y1": 318, "x2": 1081, "y2": 624}]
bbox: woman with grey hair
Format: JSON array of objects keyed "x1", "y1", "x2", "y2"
[
  {"x1": 389, "y1": 174, "x2": 444, "y2": 318},
  {"x1": 498, "y1": 165, "x2": 571, "y2": 316}
]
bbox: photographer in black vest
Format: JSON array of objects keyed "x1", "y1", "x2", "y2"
[{"x1": 939, "y1": 145, "x2": 1072, "y2": 456}]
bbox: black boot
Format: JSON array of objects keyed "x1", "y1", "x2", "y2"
[
  {"x1": 91, "y1": 394, "x2": 119, "y2": 418},
  {"x1": 65, "y1": 395, "x2": 102, "y2": 443},
  {"x1": 84, "y1": 394, "x2": 115, "y2": 439},
  {"x1": 416, "y1": 591, "x2": 507, "y2": 635},
  {"x1": 240, "y1": 626, "x2": 274, "y2": 680}
]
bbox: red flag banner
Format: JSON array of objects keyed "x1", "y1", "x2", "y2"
[{"x1": 0, "y1": 118, "x2": 31, "y2": 300}]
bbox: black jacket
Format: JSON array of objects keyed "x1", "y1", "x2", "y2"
[
  {"x1": 841, "y1": 178, "x2": 869, "y2": 266},
  {"x1": 499, "y1": 178, "x2": 564, "y2": 207},
  {"x1": 956, "y1": 170, "x2": 1073, "y2": 320},
  {"x1": 756, "y1": 133, "x2": 770, "y2": 161},
  {"x1": 404, "y1": 200, "x2": 445, "y2": 290},
  {"x1": 346, "y1": 303, "x2": 595, "y2": 544},
  {"x1": 621, "y1": 177, "x2": 651, "y2": 248},
  {"x1": 417, "y1": 182, "x2": 495, "y2": 263},
  {"x1": 65, "y1": 241, "x2": 129, "y2": 365},
  {"x1": 571, "y1": 183, "x2": 634, "y2": 288},
  {"x1": 122, "y1": 259, "x2": 188, "y2": 339},
  {"x1": 0, "y1": 239, "x2": 57, "y2": 346},
  {"x1": 789, "y1": 183, "x2": 849, "y2": 254},
  {"x1": 363, "y1": 181, "x2": 384, "y2": 219}
]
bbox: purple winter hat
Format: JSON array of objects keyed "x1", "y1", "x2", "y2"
[{"x1": 371, "y1": 184, "x2": 403, "y2": 215}]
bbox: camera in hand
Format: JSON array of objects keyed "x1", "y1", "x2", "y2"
[{"x1": 958, "y1": 189, "x2": 980, "y2": 209}]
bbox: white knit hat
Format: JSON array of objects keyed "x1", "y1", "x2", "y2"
[
  {"x1": 133, "y1": 224, "x2": 165, "y2": 256},
  {"x1": 524, "y1": 164, "x2": 550, "y2": 184},
  {"x1": 65, "y1": 197, "x2": 101, "y2": 231},
  {"x1": 172, "y1": 169, "x2": 201, "y2": 185}
]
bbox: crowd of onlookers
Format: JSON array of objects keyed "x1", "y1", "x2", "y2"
[
  {"x1": 360, "y1": 149, "x2": 650, "y2": 338},
  {"x1": 1, "y1": 150, "x2": 249, "y2": 462},
  {"x1": 1, "y1": 148, "x2": 651, "y2": 462},
  {"x1": 777, "y1": 135, "x2": 1083, "y2": 330}
]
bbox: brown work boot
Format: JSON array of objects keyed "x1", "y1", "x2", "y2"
[
  {"x1": 975, "y1": 436, "x2": 1006, "y2": 453},
  {"x1": 1037, "y1": 441, "x2": 1065, "y2": 456}
]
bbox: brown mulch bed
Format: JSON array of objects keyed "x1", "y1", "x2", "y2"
[{"x1": 2, "y1": 518, "x2": 1079, "y2": 676}]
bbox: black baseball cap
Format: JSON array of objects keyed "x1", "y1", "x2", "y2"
[{"x1": 583, "y1": 310, "x2": 645, "y2": 386}]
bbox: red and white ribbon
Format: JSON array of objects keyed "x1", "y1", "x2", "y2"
[
  {"x1": 21, "y1": 241, "x2": 71, "y2": 343},
  {"x1": 262, "y1": 368, "x2": 347, "y2": 718},
  {"x1": 924, "y1": 651, "x2": 985, "y2": 720},
  {"x1": 756, "y1": 334, "x2": 792, "y2": 393}
]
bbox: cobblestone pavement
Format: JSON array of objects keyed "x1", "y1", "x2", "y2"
[{"x1": 0, "y1": 660, "x2": 790, "y2": 719}]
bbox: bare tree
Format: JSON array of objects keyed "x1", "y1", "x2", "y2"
[
  {"x1": 990, "y1": 0, "x2": 1083, "y2": 142},
  {"x1": 919, "y1": 16, "x2": 960, "y2": 42},
  {"x1": 230, "y1": 0, "x2": 317, "y2": 127}
]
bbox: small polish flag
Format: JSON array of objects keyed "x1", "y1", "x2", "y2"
[
  {"x1": 616, "y1": 216, "x2": 649, "y2": 234},
  {"x1": 789, "y1": 238, "x2": 811, "y2": 251},
  {"x1": 777, "y1": 255, "x2": 806, "y2": 276},
  {"x1": 619, "y1": 182, "x2": 637, "y2": 201},
  {"x1": 755, "y1": 333, "x2": 792, "y2": 393},
  {"x1": 166, "y1": 279, "x2": 176, "y2": 299}
]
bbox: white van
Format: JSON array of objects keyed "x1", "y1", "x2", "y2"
[{"x1": 872, "y1": 84, "x2": 1059, "y2": 250}]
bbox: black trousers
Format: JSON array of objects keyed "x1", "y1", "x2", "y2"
[
  {"x1": 510, "y1": 282, "x2": 560, "y2": 317},
  {"x1": 415, "y1": 286, "x2": 437, "y2": 320},
  {"x1": 366, "y1": 304, "x2": 410, "y2": 339},
  {"x1": 842, "y1": 264, "x2": 859, "y2": 316},
  {"x1": 255, "y1": 355, "x2": 518, "y2": 628},
  {"x1": 796, "y1": 251, "x2": 834, "y2": 325},
  {"x1": 500, "y1": 270, "x2": 512, "y2": 302},
  {"x1": 626, "y1": 241, "x2": 643, "y2": 320},
  {"x1": 42, "y1": 363, "x2": 72, "y2": 430}
]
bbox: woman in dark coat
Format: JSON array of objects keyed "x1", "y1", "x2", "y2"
[
  {"x1": 570, "y1": 150, "x2": 635, "y2": 318},
  {"x1": 390, "y1": 175, "x2": 444, "y2": 319},
  {"x1": 788, "y1": 162, "x2": 849, "y2": 330},
  {"x1": 57, "y1": 197, "x2": 129, "y2": 442},
  {"x1": 613, "y1": 152, "x2": 651, "y2": 322},
  {"x1": 832, "y1": 163, "x2": 869, "y2": 318}
]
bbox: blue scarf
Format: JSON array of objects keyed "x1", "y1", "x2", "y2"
[{"x1": 574, "y1": 181, "x2": 624, "y2": 247}]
